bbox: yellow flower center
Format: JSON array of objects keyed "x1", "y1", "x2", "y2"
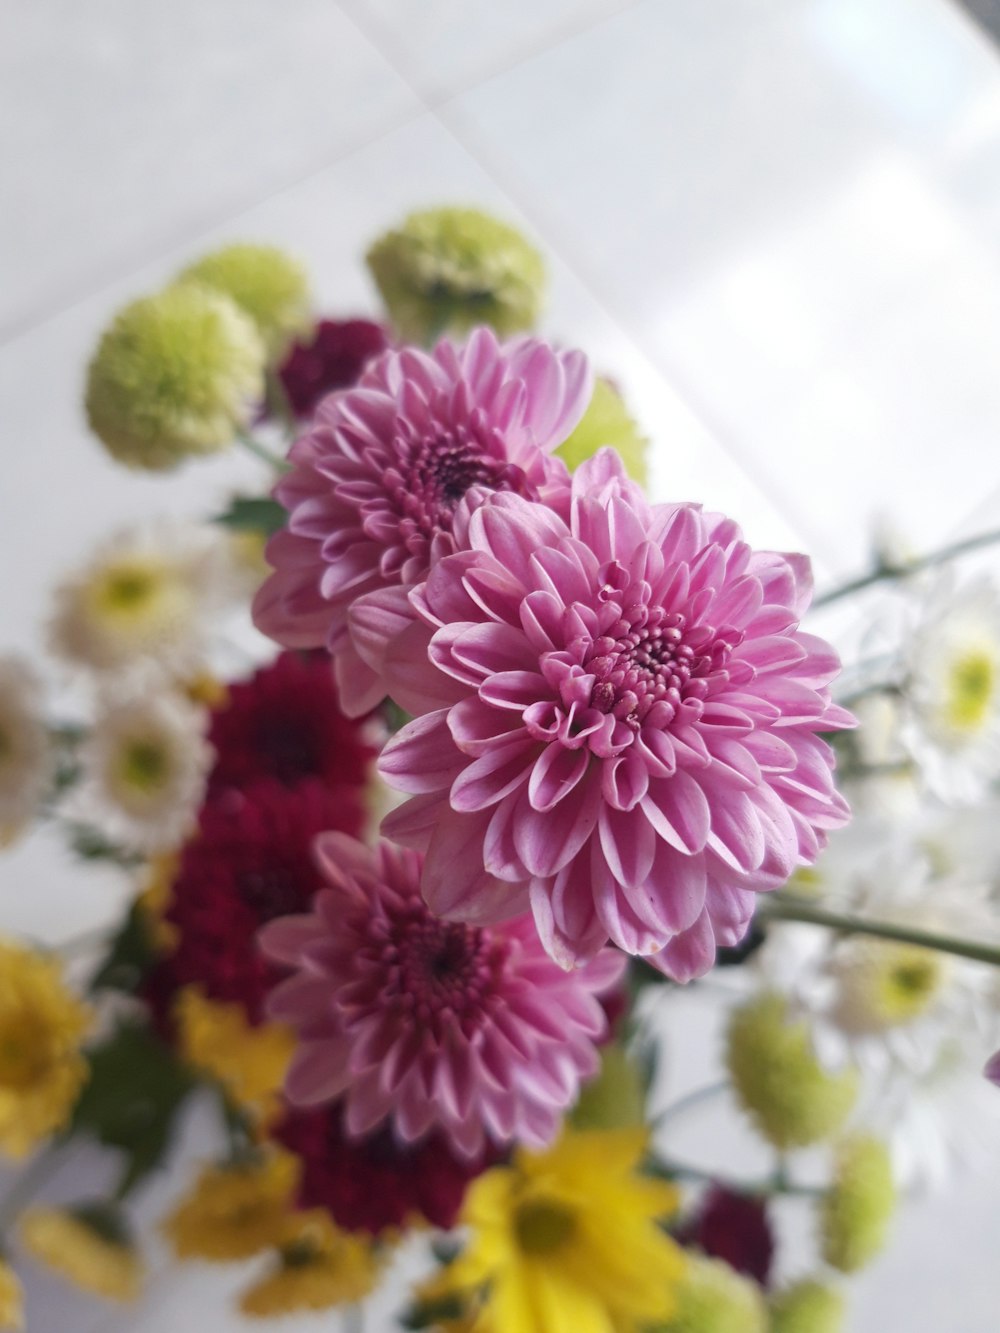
[
  {"x1": 117, "y1": 738, "x2": 171, "y2": 794},
  {"x1": 945, "y1": 649, "x2": 996, "y2": 732},
  {"x1": 832, "y1": 942, "x2": 946, "y2": 1033},
  {"x1": 93, "y1": 558, "x2": 173, "y2": 620},
  {"x1": 513, "y1": 1199, "x2": 577, "y2": 1255}
]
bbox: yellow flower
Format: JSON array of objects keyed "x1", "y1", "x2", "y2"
[
  {"x1": 162, "y1": 1151, "x2": 300, "y2": 1261},
  {"x1": 136, "y1": 852, "x2": 180, "y2": 954},
  {"x1": 239, "y1": 1210, "x2": 380, "y2": 1318},
  {"x1": 174, "y1": 986, "x2": 294, "y2": 1126},
  {"x1": 0, "y1": 1259, "x2": 24, "y2": 1331},
  {"x1": 556, "y1": 378, "x2": 648, "y2": 487},
  {"x1": 437, "y1": 1128, "x2": 685, "y2": 1333},
  {"x1": 0, "y1": 941, "x2": 91, "y2": 1158},
  {"x1": 770, "y1": 1278, "x2": 846, "y2": 1333},
  {"x1": 19, "y1": 1204, "x2": 142, "y2": 1302}
]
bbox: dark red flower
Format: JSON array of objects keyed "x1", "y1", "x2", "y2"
[
  {"x1": 277, "y1": 319, "x2": 390, "y2": 419},
  {"x1": 677, "y1": 1185, "x2": 775, "y2": 1286},
  {"x1": 207, "y1": 651, "x2": 376, "y2": 797},
  {"x1": 274, "y1": 1101, "x2": 499, "y2": 1236},
  {"x1": 154, "y1": 779, "x2": 362, "y2": 1023}
]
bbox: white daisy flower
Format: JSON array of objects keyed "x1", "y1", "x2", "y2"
[
  {"x1": 0, "y1": 656, "x2": 52, "y2": 844},
  {"x1": 900, "y1": 572, "x2": 1000, "y2": 802},
  {"x1": 758, "y1": 818, "x2": 1000, "y2": 1187},
  {"x1": 49, "y1": 521, "x2": 237, "y2": 679},
  {"x1": 76, "y1": 687, "x2": 211, "y2": 853}
]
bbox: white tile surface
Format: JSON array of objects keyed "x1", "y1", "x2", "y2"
[
  {"x1": 343, "y1": 0, "x2": 637, "y2": 100},
  {"x1": 446, "y1": 0, "x2": 1000, "y2": 575},
  {"x1": 0, "y1": 0, "x2": 420, "y2": 340}
]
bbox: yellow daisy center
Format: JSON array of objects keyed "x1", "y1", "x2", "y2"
[
  {"x1": 513, "y1": 1199, "x2": 577, "y2": 1256},
  {"x1": 92, "y1": 558, "x2": 175, "y2": 622},
  {"x1": 945, "y1": 649, "x2": 996, "y2": 732},
  {"x1": 117, "y1": 737, "x2": 171, "y2": 794},
  {"x1": 832, "y1": 941, "x2": 946, "y2": 1033}
]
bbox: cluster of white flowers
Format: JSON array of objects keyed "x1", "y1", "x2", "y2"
[{"x1": 745, "y1": 565, "x2": 1000, "y2": 1190}]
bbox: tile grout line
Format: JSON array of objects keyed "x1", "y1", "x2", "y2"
[
  {"x1": 0, "y1": 0, "x2": 634, "y2": 353},
  {"x1": 339, "y1": 0, "x2": 841, "y2": 572}
]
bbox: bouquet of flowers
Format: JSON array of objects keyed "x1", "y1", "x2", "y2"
[{"x1": 1, "y1": 206, "x2": 998, "y2": 1333}]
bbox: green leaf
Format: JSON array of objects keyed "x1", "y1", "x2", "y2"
[
  {"x1": 70, "y1": 1023, "x2": 196, "y2": 1196},
  {"x1": 89, "y1": 899, "x2": 159, "y2": 995},
  {"x1": 213, "y1": 495, "x2": 287, "y2": 536}
]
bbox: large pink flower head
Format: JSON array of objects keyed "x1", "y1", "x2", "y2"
[
  {"x1": 252, "y1": 328, "x2": 591, "y2": 714},
  {"x1": 259, "y1": 832, "x2": 625, "y2": 1158},
  {"x1": 377, "y1": 451, "x2": 854, "y2": 980}
]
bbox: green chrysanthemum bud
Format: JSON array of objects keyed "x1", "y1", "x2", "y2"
[
  {"x1": 656, "y1": 1256, "x2": 768, "y2": 1333},
  {"x1": 556, "y1": 377, "x2": 648, "y2": 486},
  {"x1": 177, "y1": 243, "x2": 311, "y2": 358},
  {"x1": 571, "y1": 1042, "x2": 646, "y2": 1131},
  {"x1": 820, "y1": 1135, "x2": 896, "y2": 1273},
  {"x1": 770, "y1": 1279, "x2": 846, "y2": 1333},
  {"x1": 725, "y1": 993, "x2": 858, "y2": 1150},
  {"x1": 85, "y1": 285, "x2": 265, "y2": 471},
  {"x1": 366, "y1": 206, "x2": 545, "y2": 344}
]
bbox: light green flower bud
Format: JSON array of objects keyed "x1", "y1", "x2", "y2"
[
  {"x1": 820, "y1": 1136, "x2": 896, "y2": 1273},
  {"x1": 770, "y1": 1279, "x2": 846, "y2": 1333},
  {"x1": 85, "y1": 285, "x2": 265, "y2": 471},
  {"x1": 571, "y1": 1042, "x2": 646, "y2": 1131},
  {"x1": 656, "y1": 1256, "x2": 767, "y2": 1333},
  {"x1": 725, "y1": 993, "x2": 857, "y2": 1150},
  {"x1": 556, "y1": 377, "x2": 648, "y2": 486},
  {"x1": 366, "y1": 207, "x2": 545, "y2": 344},
  {"x1": 177, "y1": 243, "x2": 311, "y2": 358}
]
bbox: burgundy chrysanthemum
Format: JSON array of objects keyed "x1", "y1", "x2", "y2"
[
  {"x1": 253, "y1": 328, "x2": 590, "y2": 714},
  {"x1": 156, "y1": 780, "x2": 360, "y2": 1023},
  {"x1": 277, "y1": 318, "x2": 390, "y2": 419},
  {"x1": 676, "y1": 1186, "x2": 775, "y2": 1286},
  {"x1": 274, "y1": 1101, "x2": 498, "y2": 1235},
  {"x1": 206, "y1": 650, "x2": 376, "y2": 797},
  {"x1": 375, "y1": 451, "x2": 853, "y2": 980},
  {"x1": 261, "y1": 833, "x2": 625, "y2": 1157}
]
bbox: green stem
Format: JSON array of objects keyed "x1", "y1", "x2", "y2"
[
  {"x1": 813, "y1": 526, "x2": 1000, "y2": 609},
  {"x1": 653, "y1": 1154, "x2": 820, "y2": 1199},
  {"x1": 235, "y1": 429, "x2": 290, "y2": 473},
  {"x1": 653, "y1": 1082, "x2": 728, "y2": 1132},
  {"x1": 762, "y1": 895, "x2": 1000, "y2": 967},
  {"x1": 0, "y1": 1146, "x2": 65, "y2": 1233}
]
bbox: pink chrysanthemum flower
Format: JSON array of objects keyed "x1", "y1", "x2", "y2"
[
  {"x1": 259, "y1": 832, "x2": 624, "y2": 1158},
  {"x1": 252, "y1": 328, "x2": 590, "y2": 714},
  {"x1": 376, "y1": 451, "x2": 854, "y2": 980}
]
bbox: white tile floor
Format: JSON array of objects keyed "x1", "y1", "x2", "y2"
[{"x1": 3, "y1": 0, "x2": 1000, "y2": 1327}]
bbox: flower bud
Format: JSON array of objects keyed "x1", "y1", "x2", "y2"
[
  {"x1": 820, "y1": 1135, "x2": 896, "y2": 1273},
  {"x1": 556, "y1": 377, "x2": 648, "y2": 485},
  {"x1": 366, "y1": 207, "x2": 545, "y2": 343},
  {"x1": 770, "y1": 1279, "x2": 846, "y2": 1333},
  {"x1": 571, "y1": 1042, "x2": 646, "y2": 1131},
  {"x1": 85, "y1": 285, "x2": 265, "y2": 470},
  {"x1": 658, "y1": 1255, "x2": 767, "y2": 1333},
  {"x1": 177, "y1": 243, "x2": 310, "y2": 357},
  {"x1": 725, "y1": 993, "x2": 857, "y2": 1150}
]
